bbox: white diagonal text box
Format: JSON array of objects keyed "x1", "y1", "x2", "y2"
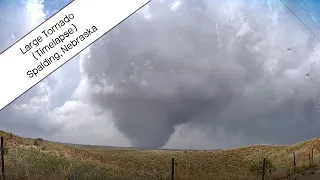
[{"x1": 0, "y1": 0, "x2": 150, "y2": 111}]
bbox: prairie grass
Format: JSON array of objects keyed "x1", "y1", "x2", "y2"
[{"x1": 0, "y1": 130, "x2": 319, "y2": 180}]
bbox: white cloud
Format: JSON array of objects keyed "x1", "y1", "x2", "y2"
[{"x1": 25, "y1": 0, "x2": 46, "y2": 28}]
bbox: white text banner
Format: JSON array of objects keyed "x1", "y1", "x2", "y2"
[{"x1": 0, "y1": 0, "x2": 150, "y2": 111}]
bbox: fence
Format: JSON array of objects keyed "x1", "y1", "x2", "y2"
[
  {"x1": 1, "y1": 137, "x2": 5, "y2": 180},
  {"x1": 174, "y1": 148, "x2": 318, "y2": 180},
  {"x1": 255, "y1": 148, "x2": 317, "y2": 180},
  {"x1": 0, "y1": 135, "x2": 319, "y2": 180},
  {"x1": 173, "y1": 149, "x2": 318, "y2": 180}
]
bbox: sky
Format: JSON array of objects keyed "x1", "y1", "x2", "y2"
[{"x1": 1, "y1": 0, "x2": 320, "y2": 150}]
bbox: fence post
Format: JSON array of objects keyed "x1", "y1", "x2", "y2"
[
  {"x1": 312, "y1": 148, "x2": 314, "y2": 165},
  {"x1": 262, "y1": 158, "x2": 266, "y2": 180},
  {"x1": 293, "y1": 152, "x2": 296, "y2": 173},
  {"x1": 1, "y1": 137, "x2": 5, "y2": 180},
  {"x1": 309, "y1": 153, "x2": 311, "y2": 167},
  {"x1": 171, "y1": 158, "x2": 175, "y2": 180}
]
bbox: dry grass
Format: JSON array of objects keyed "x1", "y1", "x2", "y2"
[{"x1": 0, "y1": 130, "x2": 320, "y2": 180}]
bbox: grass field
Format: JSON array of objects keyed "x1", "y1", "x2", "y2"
[{"x1": 0, "y1": 130, "x2": 320, "y2": 180}]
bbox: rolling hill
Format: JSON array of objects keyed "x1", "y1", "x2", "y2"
[{"x1": 0, "y1": 130, "x2": 320, "y2": 180}]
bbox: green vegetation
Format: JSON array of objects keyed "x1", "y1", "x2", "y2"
[{"x1": 0, "y1": 130, "x2": 320, "y2": 179}]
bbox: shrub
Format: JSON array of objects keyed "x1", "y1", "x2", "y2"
[{"x1": 34, "y1": 138, "x2": 43, "y2": 146}]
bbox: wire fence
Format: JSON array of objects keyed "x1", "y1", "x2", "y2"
[{"x1": 1, "y1": 136, "x2": 320, "y2": 180}]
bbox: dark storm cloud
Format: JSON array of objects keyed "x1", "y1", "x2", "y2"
[{"x1": 79, "y1": 0, "x2": 320, "y2": 148}]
